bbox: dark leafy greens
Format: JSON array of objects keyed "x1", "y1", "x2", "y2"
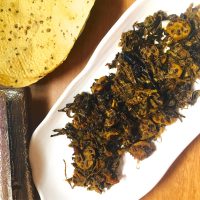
[{"x1": 52, "y1": 5, "x2": 200, "y2": 193}]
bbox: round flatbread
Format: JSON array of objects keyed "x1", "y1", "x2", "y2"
[{"x1": 0, "y1": 0, "x2": 95, "y2": 87}]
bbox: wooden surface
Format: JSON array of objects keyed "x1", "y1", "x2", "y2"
[{"x1": 30, "y1": 0, "x2": 200, "y2": 199}]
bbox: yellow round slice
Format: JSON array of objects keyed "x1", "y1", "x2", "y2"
[
  {"x1": 166, "y1": 18, "x2": 191, "y2": 41},
  {"x1": 0, "y1": 0, "x2": 95, "y2": 87}
]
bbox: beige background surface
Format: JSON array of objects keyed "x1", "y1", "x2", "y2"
[{"x1": 30, "y1": 1, "x2": 200, "y2": 199}]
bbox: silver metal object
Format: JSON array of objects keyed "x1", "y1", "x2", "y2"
[
  {"x1": 0, "y1": 88, "x2": 39, "y2": 200},
  {"x1": 0, "y1": 92, "x2": 13, "y2": 200}
]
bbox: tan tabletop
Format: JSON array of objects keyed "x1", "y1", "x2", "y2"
[{"x1": 30, "y1": 0, "x2": 200, "y2": 199}]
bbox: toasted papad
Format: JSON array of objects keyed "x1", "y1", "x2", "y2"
[{"x1": 0, "y1": 0, "x2": 95, "y2": 87}]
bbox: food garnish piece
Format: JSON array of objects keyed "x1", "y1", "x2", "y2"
[
  {"x1": 128, "y1": 141, "x2": 156, "y2": 160},
  {"x1": 0, "y1": 0, "x2": 95, "y2": 87},
  {"x1": 166, "y1": 18, "x2": 191, "y2": 41}
]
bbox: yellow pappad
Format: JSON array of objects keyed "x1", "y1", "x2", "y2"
[{"x1": 0, "y1": 0, "x2": 95, "y2": 87}]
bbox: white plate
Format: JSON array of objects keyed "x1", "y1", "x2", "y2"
[{"x1": 29, "y1": 0, "x2": 200, "y2": 199}]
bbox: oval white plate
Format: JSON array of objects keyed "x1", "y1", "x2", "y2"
[{"x1": 29, "y1": 0, "x2": 200, "y2": 199}]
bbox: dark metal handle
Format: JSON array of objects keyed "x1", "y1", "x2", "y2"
[{"x1": 0, "y1": 88, "x2": 39, "y2": 200}]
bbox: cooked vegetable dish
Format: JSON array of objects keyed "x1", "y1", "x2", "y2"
[{"x1": 53, "y1": 4, "x2": 200, "y2": 193}]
